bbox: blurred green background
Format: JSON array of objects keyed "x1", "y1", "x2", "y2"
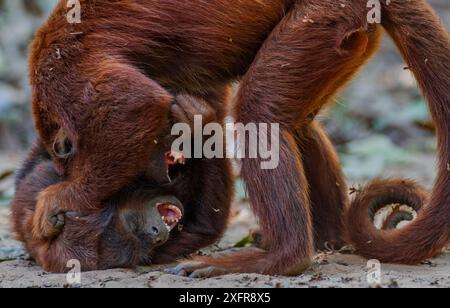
[{"x1": 0, "y1": 0, "x2": 449, "y2": 206}]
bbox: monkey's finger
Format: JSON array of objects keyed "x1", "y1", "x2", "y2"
[
  {"x1": 170, "y1": 103, "x2": 190, "y2": 125},
  {"x1": 180, "y1": 95, "x2": 216, "y2": 124},
  {"x1": 174, "y1": 95, "x2": 197, "y2": 123},
  {"x1": 165, "y1": 261, "x2": 202, "y2": 276},
  {"x1": 188, "y1": 266, "x2": 228, "y2": 279},
  {"x1": 65, "y1": 211, "x2": 87, "y2": 219},
  {"x1": 164, "y1": 266, "x2": 187, "y2": 276},
  {"x1": 48, "y1": 213, "x2": 65, "y2": 229}
]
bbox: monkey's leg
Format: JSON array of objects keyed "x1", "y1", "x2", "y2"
[
  {"x1": 249, "y1": 121, "x2": 355, "y2": 252},
  {"x1": 241, "y1": 25, "x2": 380, "y2": 252},
  {"x1": 297, "y1": 24, "x2": 380, "y2": 250},
  {"x1": 169, "y1": 0, "x2": 379, "y2": 277},
  {"x1": 296, "y1": 121, "x2": 348, "y2": 250},
  {"x1": 32, "y1": 59, "x2": 172, "y2": 240},
  {"x1": 251, "y1": 121, "x2": 352, "y2": 251}
]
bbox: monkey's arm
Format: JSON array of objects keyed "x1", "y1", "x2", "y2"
[
  {"x1": 32, "y1": 58, "x2": 172, "y2": 240},
  {"x1": 152, "y1": 90, "x2": 233, "y2": 262},
  {"x1": 152, "y1": 157, "x2": 233, "y2": 264}
]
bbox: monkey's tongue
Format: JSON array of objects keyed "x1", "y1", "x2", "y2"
[
  {"x1": 165, "y1": 151, "x2": 186, "y2": 166},
  {"x1": 158, "y1": 203, "x2": 183, "y2": 231}
]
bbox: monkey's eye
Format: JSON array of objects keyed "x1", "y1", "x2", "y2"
[{"x1": 53, "y1": 130, "x2": 74, "y2": 159}]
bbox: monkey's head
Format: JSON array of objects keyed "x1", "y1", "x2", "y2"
[
  {"x1": 11, "y1": 161, "x2": 185, "y2": 272},
  {"x1": 97, "y1": 192, "x2": 184, "y2": 270}
]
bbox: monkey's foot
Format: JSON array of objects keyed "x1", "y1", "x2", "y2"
[
  {"x1": 165, "y1": 261, "x2": 230, "y2": 278},
  {"x1": 32, "y1": 186, "x2": 84, "y2": 240},
  {"x1": 33, "y1": 207, "x2": 85, "y2": 241},
  {"x1": 165, "y1": 249, "x2": 312, "y2": 278},
  {"x1": 32, "y1": 195, "x2": 63, "y2": 240}
]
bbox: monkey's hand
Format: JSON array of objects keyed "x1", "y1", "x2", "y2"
[
  {"x1": 32, "y1": 183, "x2": 85, "y2": 240},
  {"x1": 170, "y1": 94, "x2": 217, "y2": 130}
]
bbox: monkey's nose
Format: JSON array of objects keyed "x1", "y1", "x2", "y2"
[
  {"x1": 150, "y1": 226, "x2": 160, "y2": 236},
  {"x1": 145, "y1": 223, "x2": 169, "y2": 245}
]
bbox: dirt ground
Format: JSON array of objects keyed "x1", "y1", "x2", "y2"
[{"x1": 1, "y1": 204, "x2": 450, "y2": 288}]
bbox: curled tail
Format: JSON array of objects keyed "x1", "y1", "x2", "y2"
[
  {"x1": 345, "y1": 0, "x2": 450, "y2": 264},
  {"x1": 345, "y1": 179, "x2": 430, "y2": 260}
]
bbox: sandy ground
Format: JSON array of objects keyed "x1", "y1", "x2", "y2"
[{"x1": 1, "y1": 203, "x2": 450, "y2": 289}]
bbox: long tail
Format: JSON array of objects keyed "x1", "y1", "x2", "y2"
[{"x1": 345, "y1": 0, "x2": 450, "y2": 264}]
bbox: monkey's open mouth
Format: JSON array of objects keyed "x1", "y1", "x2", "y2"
[
  {"x1": 158, "y1": 203, "x2": 183, "y2": 231},
  {"x1": 165, "y1": 151, "x2": 186, "y2": 182},
  {"x1": 165, "y1": 150, "x2": 186, "y2": 166}
]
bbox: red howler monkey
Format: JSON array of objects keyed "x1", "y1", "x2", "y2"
[
  {"x1": 12, "y1": 94, "x2": 233, "y2": 272},
  {"x1": 28, "y1": 0, "x2": 449, "y2": 276},
  {"x1": 12, "y1": 156, "x2": 186, "y2": 272}
]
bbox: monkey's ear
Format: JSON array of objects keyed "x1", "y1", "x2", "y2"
[
  {"x1": 33, "y1": 100, "x2": 79, "y2": 158},
  {"x1": 336, "y1": 28, "x2": 369, "y2": 57},
  {"x1": 53, "y1": 129, "x2": 75, "y2": 159}
]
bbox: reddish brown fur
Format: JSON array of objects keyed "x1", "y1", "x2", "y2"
[
  {"x1": 344, "y1": 179, "x2": 430, "y2": 262},
  {"x1": 13, "y1": 159, "x2": 117, "y2": 272},
  {"x1": 25, "y1": 0, "x2": 450, "y2": 275},
  {"x1": 12, "y1": 140, "x2": 234, "y2": 272},
  {"x1": 296, "y1": 121, "x2": 350, "y2": 250},
  {"x1": 12, "y1": 92, "x2": 233, "y2": 272}
]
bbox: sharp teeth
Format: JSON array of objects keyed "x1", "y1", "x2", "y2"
[{"x1": 168, "y1": 205, "x2": 178, "y2": 211}]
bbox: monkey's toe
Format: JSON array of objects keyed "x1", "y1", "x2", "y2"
[
  {"x1": 170, "y1": 102, "x2": 190, "y2": 126},
  {"x1": 165, "y1": 262, "x2": 229, "y2": 278},
  {"x1": 188, "y1": 267, "x2": 228, "y2": 279},
  {"x1": 47, "y1": 211, "x2": 85, "y2": 232},
  {"x1": 165, "y1": 261, "x2": 203, "y2": 277},
  {"x1": 48, "y1": 212, "x2": 66, "y2": 230},
  {"x1": 64, "y1": 211, "x2": 85, "y2": 220},
  {"x1": 171, "y1": 95, "x2": 217, "y2": 127},
  {"x1": 165, "y1": 266, "x2": 187, "y2": 277}
]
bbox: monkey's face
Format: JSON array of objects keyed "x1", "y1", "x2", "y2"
[
  {"x1": 97, "y1": 194, "x2": 184, "y2": 269},
  {"x1": 119, "y1": 196, "x2": 183, "y2": 246}
]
